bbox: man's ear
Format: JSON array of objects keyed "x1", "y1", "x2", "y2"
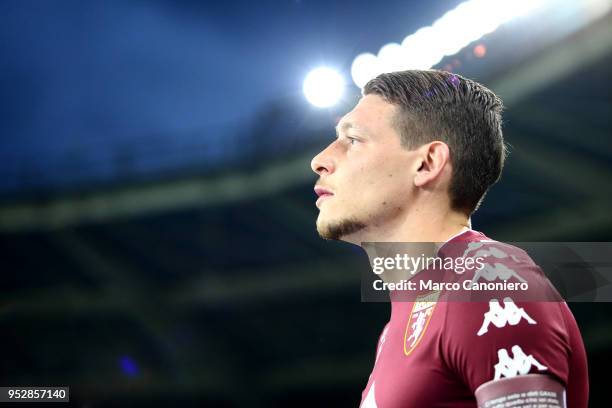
[{"x1": 414, "y1": 141, "x2": 450, "y2": 187}]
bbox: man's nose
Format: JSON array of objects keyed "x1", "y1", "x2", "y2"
[{"x1": 310, "y1": 144, "x2": 336, "y2": 176}]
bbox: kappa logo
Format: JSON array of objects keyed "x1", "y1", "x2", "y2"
[
  {"x1": 404, "y1": 291, "x2": 439, "y2": 356},
  {"x1": 461, "y1": 242, "x2": 526, "y2": 282},
  {"x1": 473, "y1": 262, "x2": 526, "y2": 283},
  {"x1": 462, "y1": 242, "x2": 521, "y2": 264},
  {"x1": 493, "y1": 345, "x2": 547, "y2": 380},
  {"x1": 477, "y1": 297, "x2": 536, "y2": 336}
]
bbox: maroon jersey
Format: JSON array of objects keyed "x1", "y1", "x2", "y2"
[{"x1": 359, "y1": 230, "x2": 588, "y2": 408}]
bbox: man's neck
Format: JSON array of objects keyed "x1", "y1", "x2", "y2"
[
  {"x1": 359, "y1": 209, "x2": 471, "y2": 244},
  {"x1": 359, "y1": 210, "x2": 472, "y2": 283}
]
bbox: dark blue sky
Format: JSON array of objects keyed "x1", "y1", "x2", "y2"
[{"x1": 0, "y1": 0, "x2": 461, "y2": 192}]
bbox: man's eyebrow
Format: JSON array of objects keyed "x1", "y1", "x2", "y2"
[{"x1": 335, "y1": 122, "x2": 364, "y2": 137}]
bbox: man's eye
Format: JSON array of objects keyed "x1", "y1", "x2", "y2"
[{"x1": 347, "y1": 137, "x2": 358, "y2": 145}]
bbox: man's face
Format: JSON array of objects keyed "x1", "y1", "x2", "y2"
[{"x1": 311, "y1": 94, "x2": 421, "y2": 243}]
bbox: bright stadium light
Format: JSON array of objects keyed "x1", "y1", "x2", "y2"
[
  {"x1": 351, "y1": 53, "x2": 381, "y2": 88},
  {"x1": 431, "y1": 2, "x2": 483, "y2": 57},
  {"x1": 377, "y1": 43, "x2": 406, "y2": 73},
  {"x1": 402, "y1": 27, "x2": 445, "y2": 70},
  {"x1": 303, "y1": 67, "x2": 345, "y2": 108},
  {"x1": 350, "y1": 0, "x2": 549, "y2": 88}
]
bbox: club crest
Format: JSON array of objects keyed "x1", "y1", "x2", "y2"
[{"x1": 404, "y1": 291, "x2": 439, "y2": 356}]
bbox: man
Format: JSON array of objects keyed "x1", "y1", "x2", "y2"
[{"x1": 310, "y1": 70, "x2": 588, "y2": 407}]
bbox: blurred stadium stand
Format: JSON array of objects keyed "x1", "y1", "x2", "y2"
[{"x1": 0, "y1": 4, "x2": 611, "y2": 407}]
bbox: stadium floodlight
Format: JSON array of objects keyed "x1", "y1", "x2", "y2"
[
  {"x1": 377, "y1": 43, "x2": 407, "y2": 74},
  {"x1": 350, "y1": 0, "x2": 548, "y2": 88},
  {"x1": 401, "y1": 26, "x2": 446, "y2": 70},
  {"x1": 351, "y1": 53, "x2": 382, "y2": 88},
  {"x1": 303, "y1": 67, "x2": 345, "y2": 108}
]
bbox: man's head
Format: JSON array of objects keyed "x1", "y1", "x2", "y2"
[{"x1": 311, "y1": 69, "x2": 506, "y2": 243}]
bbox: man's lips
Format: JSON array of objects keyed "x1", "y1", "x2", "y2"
[
  {"x1": 314, "y1": 186, "x2": 333, "y2": 197},
  {"x1": 314, "y1": 186, "x2": 334, "y2": 207}
]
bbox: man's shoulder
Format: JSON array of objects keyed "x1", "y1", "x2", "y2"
[{"x1": 440, "y1": 232, "x2": 563, "y2": 302}]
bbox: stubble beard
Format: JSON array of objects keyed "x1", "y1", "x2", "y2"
[{"x1": 317, "y1": 216, "x2": 367, "y2": 241}]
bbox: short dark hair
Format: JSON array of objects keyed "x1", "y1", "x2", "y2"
[{"x1": 363, "y1": 69, "x2": 506, "y2": 215}]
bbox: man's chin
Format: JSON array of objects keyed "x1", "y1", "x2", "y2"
[{"x1": 317, "y1": 217, "x2": 367, "y2": 242}]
